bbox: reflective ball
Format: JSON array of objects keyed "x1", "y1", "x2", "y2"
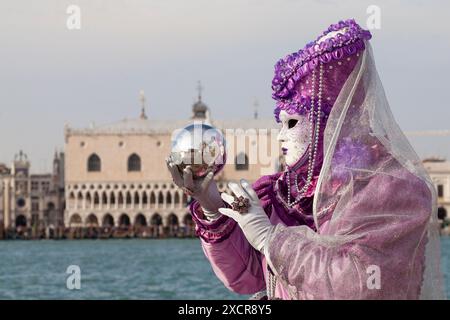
[{"x1": 170, "y1": 123, "x2": 226, "y2": 179}]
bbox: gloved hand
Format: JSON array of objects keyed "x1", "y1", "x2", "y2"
[
  {"x1": 219, "y1": 179, "x2": 272, "y2": 253},
  {"x1": 165, "y1": 157, "x2": 224, "y2": 221}
]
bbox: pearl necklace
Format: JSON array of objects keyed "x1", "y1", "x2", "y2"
[{"x1": 276, "y1": 62, "x2": 323, "y2": 208}]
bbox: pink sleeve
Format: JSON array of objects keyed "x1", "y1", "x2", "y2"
[
  {"x1": 201, "y1": 225, "x2": 266, "y2": 294},
  {"x1": 265, "y1": 168, "x2": 432, "y2": 299},
  {"x1": 190, "y1": 200, "x2": 266, "y2": 294}
]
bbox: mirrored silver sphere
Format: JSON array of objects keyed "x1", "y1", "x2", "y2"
[{"x1": 170, "y1": 123, "x2": 226, "y2": 179}]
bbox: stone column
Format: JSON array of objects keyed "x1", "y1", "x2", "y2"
[
  {"x1": 82, "y1": 192, "x2": 86, "y2": 210},
  {"x1": 106, "y1": 192, "x2": 110, "y2": 211}
]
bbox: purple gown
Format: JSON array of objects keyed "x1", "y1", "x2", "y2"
[{"x1": 190, "y1": 164, "x2": 431, "y2": 299}]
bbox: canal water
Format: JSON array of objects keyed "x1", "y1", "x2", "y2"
[{"x1": 0, "y1": 237, "x2": 449, "y2": 299}]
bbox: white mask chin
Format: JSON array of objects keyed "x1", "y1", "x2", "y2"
[{"x1": 277, "y1": 110, "x2": 310, "y2": 167}]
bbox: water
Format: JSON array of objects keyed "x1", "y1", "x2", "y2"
[
  {"x1": 0, "y1": 239, "x2": 245, "y2": 300},
  {"x1": 0, "y1": 238, "x2": 449, "y2": 299}
]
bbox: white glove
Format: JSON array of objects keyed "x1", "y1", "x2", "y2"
[
  {"x1": 219, "y1": 179, "x2": 272, "y2": 253},
  {"x1": 166, "y1": 158, "x2": 223, "y2": 221}
]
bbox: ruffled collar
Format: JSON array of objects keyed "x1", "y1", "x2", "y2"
[{"x1": 273, "y1": 174, "x2": 319, "y2": 230}]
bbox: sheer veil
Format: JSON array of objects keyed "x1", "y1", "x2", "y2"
[{"x1": 312, "y1": 41, "x2": 446, "y2": 299}]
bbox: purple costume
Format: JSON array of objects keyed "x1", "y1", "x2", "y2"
[{"x1": 190, "y1": 20, "x2": 444, "y2": 299}]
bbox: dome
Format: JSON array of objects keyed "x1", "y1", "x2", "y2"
[
  {"x1": 192, "y1": 99, "x2": 208, "y2": 119},
  {"x1": 193, "y1": 100, "x2": 207, "y2": 112}
]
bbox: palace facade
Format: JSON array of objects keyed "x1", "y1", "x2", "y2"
[{"x1": 63, "y1": 94, "x2": 281, "y2": 237}]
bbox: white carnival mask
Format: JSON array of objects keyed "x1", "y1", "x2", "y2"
[{"x1": 277, "y1": 110, "x2": 310, "y2": 167}]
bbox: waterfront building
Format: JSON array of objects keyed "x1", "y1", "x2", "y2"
[
  {"x1": 4, "y1": 91, "x2": 448, "y2": 239},
  {"x1": 423, "y1": 157, "x2": 450, "y2": 234},
  {"x1": 0, "y1": 150, "x2": 65, "y2": 238},
  {"x1": 63, "y1": 90, "x2": 281, "y2": 237}
]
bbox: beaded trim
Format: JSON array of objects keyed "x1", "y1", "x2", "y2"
[
  {"x1": 275, "y1": 62, "x2": 324, "y2": 208},
  {"x1": 267, "y1": 265, "x2": 276, "y2": 300},
  {"x1": 249, "y1": 290, "x2": 268, "y2": 300}
]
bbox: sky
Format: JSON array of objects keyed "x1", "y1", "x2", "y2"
[{"x1": 1, "y1": 0, "x2": 449, "y2": 172}]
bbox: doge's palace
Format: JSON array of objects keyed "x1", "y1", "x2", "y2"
[{"x1": 64, "y1": 90, "x2": 282, "y2": 236}]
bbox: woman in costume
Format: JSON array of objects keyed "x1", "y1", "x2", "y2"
[{"x1": 166, "y1": 19, "x2": 445, "y2": 299}]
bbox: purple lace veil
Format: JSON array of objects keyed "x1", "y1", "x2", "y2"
[{"x1": 269, "y1": 19, "x2": 445, "y2": 299}]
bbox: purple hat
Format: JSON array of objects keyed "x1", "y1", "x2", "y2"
[{"x1": 273, "y1": 19, "x2": 372, "y2": 122}]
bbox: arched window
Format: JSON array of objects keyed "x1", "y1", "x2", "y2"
[
  {"x1": 150, "y1": 213, "x2": 162, "y2": 226},
  {"x1": 16, "y1": 215, "x2": 27, "y2": 227},
  {"x1": 119, "y1": 214, "x2": 131, "y2": 227},
  {"x1": 142, "y1": 192, "x2": 148, "y2": 205},
  {"x1": 437, "y1": 185, "x2": 444, "y2": 198},
  {"x1": 69, "y1": 214, "x2": 82, "y2": 227},
  {"x1": 77, "y1": 192, "x2": 83, "y2": 208},
  {"x1": 102, "y1": 192, "x2": 108, "y2": 205},
  {"x1": 167, "y1": 213, "x2": 179, "y2": 226},
  {"x1": 93, "y1": 192, "x2": 100, "y2": 205},
  {"x1": 86, "y1": 193, "x2": 92, "y2": 206},
  {"x1": 235, "y1": 152, "x2": 249, "y2": 171},
  {"x1": 134, "y1": 213, "x2": 147, "y2": 226},
  {"x1": 87, "y1": 154, "x2": 101, "y2": 172},
  {"x1": 86, "y1": 214, "x2": 99, "y2": 227},
  {"x1": 150, "y1": 192, "x2": 156, "y2": 206},
  {"x1": 102, "y1": 214, "x2": 114, "y2": 227},
  {"x1": 128, "y1": 153, "x2": 141, "y2": 172},
  {"x1": 438, "y1": 207, "x2": 447, "y2": 220}
]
